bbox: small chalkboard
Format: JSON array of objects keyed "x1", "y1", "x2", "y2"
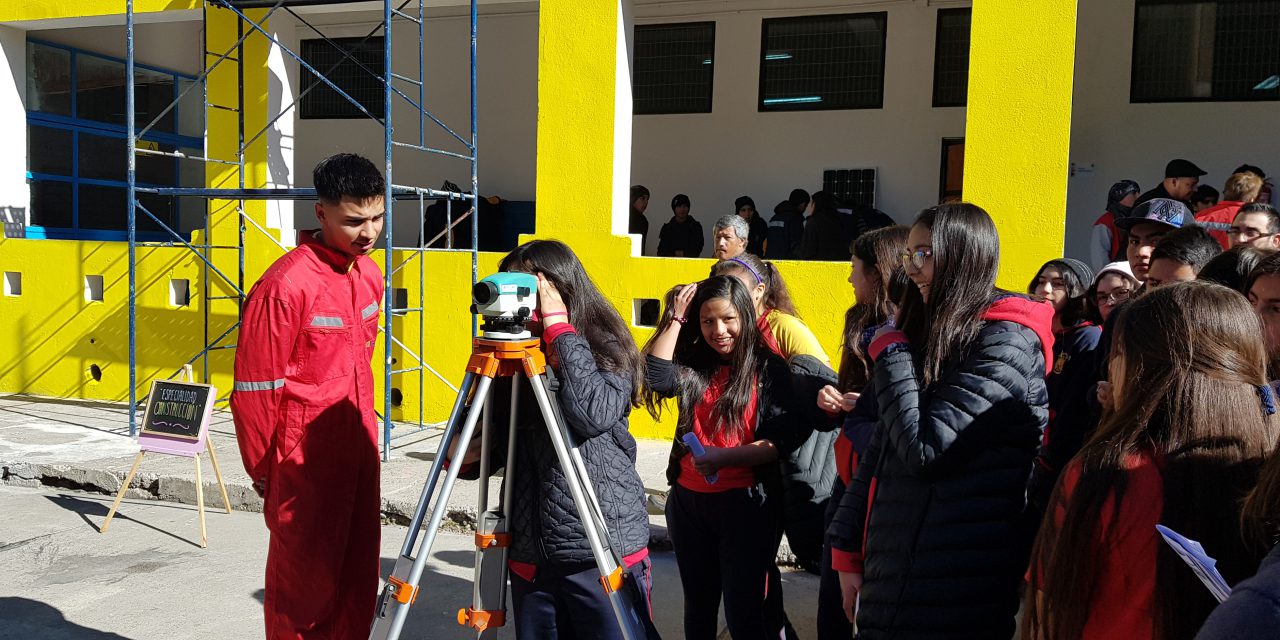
[{"x1": 140, "y1": 379, "x2": 215, "y2": 441}]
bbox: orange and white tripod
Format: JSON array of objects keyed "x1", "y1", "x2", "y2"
[{"x1": 369, "y1": 336, "x2": 646, "y2": 640}]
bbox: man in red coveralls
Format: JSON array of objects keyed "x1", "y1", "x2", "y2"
[{"x1": 231, "y1": 153, "x2": 386, "y2": 639}]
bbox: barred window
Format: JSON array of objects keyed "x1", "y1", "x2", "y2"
[
  {"x1": 932, "y1": 8, "x2": 971, "y2": 107},
  {"x1": 759, "y1": 13, "x2": 888, "y2": 112},
  {"x1": 300, "y1": 37, "x2": 386, "y2": 119},
  {"x1": 633, "y1": 22, "x2": 716, "y2": 115},
  {"x1": 1132, "y1": 0, "x2": 1280, "y2": 102}
]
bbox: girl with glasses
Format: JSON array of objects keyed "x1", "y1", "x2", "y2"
[
  {"x1": 1088, "y1": 261, "x2": 1140, "y2": 324},
  {"x1": 827, "y1": 203, "x2": 1053, "y2": 639}
]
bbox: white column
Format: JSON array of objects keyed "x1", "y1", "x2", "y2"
[
  {"x1": 0, "y1": 24, "x2": 29, "y2": 236},
  {"x1": 266, "y1": 12, "x2": 298, "y2": 245}
]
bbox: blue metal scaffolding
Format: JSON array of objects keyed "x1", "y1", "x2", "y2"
[{"x1": 124, "y1": 0, "x2": 480, "y2": 460}]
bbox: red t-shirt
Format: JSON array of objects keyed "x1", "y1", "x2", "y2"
[
  {"x1": 678, "y1": 366, "x2": 759, "y2": 492},
  {"x1": 1043, "y1": 451, "x2": 1164, "y2": 640}
]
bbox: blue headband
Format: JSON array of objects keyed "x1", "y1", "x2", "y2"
[{"x1": 729, "y1": 258, "x2": 763, "y2": 284}]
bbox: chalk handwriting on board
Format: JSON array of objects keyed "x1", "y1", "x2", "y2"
[{"x1": 140, "y1": 380, "x2": 214, "y2": 441}]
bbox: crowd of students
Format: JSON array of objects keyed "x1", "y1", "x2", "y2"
[
  {"x1": 629, "y1": 185, "x2": 894, "y2": 262},
  {"x1": 478, "y1": 161, "x2": 1280, "y2": 639}
]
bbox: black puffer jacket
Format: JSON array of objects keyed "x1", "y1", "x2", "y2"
[
  {"x1": 646, "y1": 352, "x2": 809, "y2": 488},
  {"x1": 476, "y1": 331, "x2": 650, "y2": 566},
  {"x1": 826, "y1": 296, "x2": 1052, "y2": 639}
]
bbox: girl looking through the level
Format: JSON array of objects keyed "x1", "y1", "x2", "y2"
[{"x1": 453, "y1": 239, "x2": 657, "y2": 639}]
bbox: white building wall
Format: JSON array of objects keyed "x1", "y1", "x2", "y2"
[{"x1": 630, "y1": 2, "x2": 968, "y2": 252}]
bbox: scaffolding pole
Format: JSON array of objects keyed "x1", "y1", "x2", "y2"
[{"x1": 123, "y1": 0, "x2": 481, "y2": 462}]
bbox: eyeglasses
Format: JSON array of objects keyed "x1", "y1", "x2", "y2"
[
  {"x1": 899, "y1": 248, "x2": 933, "y2": 271},
  {"x1": 1229, "y1": 226, "x2": 1264, "y2": 240},
  {"x1": 1095, "y1": 288, "x2": 1132, "y2": 305}
]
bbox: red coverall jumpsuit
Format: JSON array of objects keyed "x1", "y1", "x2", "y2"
[{"x1": 231, "y1": 232, "x2": 384, "y2": 639}]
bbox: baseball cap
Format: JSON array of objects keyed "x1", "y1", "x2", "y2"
[
  {"x1": 671, "y1": 194, "x2": 690, "y2": 209},
  {"x1": 1165, "y1": 159, "x2": 1207, "y2": 179},
  {"x1": 1114, "y1": 198, "x2": 1190, "y2": 231}
]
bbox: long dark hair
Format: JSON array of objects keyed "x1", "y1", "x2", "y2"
[
  {"x1": 897, "y1": 203, "x2": 1000, "y2": 385},
  {"x1": 709, "y1": 252, "x2": 798, "y2": 316},
  {"x1": 643, "y1": 276, "x2": 767, "y2": 441},
  {"x1": 1025, "y1": 281, "x2": 1275, "y2": 640},
  {"x1": 1028, "y1": 259, "x2": 1093, "y2": 329},
  {"x1": 839, "y1": 225, "x2": 909, "y2": 391},
  {"x1": 499, "y1": 239, "x2": 644, "y2": 406}
]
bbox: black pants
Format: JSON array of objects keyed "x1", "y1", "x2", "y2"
[
  {"x1": 510, "y1": 558, "x2": 656, "y2": 640},
  {"x1": 666, "y1": 484, "x2": 779, "y2": 640},
  {"x1": 817, "y1": 477, "x2": 854, "y2": 640}
]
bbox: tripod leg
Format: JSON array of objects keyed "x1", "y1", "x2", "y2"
[
  {"x1": 101, "y1": 451, "x2": 146, "y2": 534},
  {"x1": 525, "y1": 374, "x2": 643, "y2": 640},
  {"x1": 370, "y1": 374, "x2": 495, "y2": 640},
  {"x1": 461, "y1": 380, "x2": 520, "y2": 638}
]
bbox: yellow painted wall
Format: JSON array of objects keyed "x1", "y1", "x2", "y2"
[
  {"x1": 1, "y1": 1, "x2": 1078, "y2": 441},
  {"x1": 963, "y1": 0, "x2": 1079, "y2": 291},
  {"x1": 0, "y1": 1, "x2": 199, "y2": 22}
]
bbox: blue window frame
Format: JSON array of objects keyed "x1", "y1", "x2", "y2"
[{"x1": 25, "y1": 39, "x2": 204, "y2": 241}]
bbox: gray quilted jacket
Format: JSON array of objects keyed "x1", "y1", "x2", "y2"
[{"x1": 477, "y1": 331, "x2": 650, "y2": 567}]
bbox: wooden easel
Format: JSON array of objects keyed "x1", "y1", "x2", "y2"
[{"x1": 100, "y1": 365, "x2": 232, "y2": 548}]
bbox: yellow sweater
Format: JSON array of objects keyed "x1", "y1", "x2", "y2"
[{"x1": 764, "y1": 309, "x2": 830, "y2": 365}]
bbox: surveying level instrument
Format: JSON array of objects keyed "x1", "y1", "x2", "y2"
[{"x1": 370, "y1": 273, "x2": 650, "y2": 640}]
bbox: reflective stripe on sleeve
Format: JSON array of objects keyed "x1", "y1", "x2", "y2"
[
  {"x1": 310, "y1": 315, "x2": 344, "y2": 328},
  {"x1": 234, "y1": 379, "x2": 286, "y2": 392},
  {"x1": 361, "y1": 302, "x2": 379, "y2": 320}
]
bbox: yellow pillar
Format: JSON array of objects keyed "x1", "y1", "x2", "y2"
[
  {"x1": 963, "y1": 1, "x2": 1079, "y2": 290},
  {"x1": 535, "y1": 0, "x2": 849, "y2": 439}
]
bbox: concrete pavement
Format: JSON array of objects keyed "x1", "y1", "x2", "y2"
[{"x1": 0, "y1": 484, "x2": 821, "y2": 639}]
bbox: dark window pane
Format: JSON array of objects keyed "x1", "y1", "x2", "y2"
[
  {"x1": 136, "y1": 140, "x2": 178, "y2": 185},
  {"x1": 633, "y1": 22, "x2": 715, "y2": 115},
  {"x1": 760, "y1": 13, "x2": 887, "y2": 112},
  {"x1": 932, "y1": 9, "x2": 971, "y2": 107},
  {"x1": 134, "y1": 66, "x2": 176, "y2": 133},
  {"x1": 26, "y1": 43, "x2": 72, "y2": 116},
  {"x1": 1133, "y1": 0, "x2": 1280, "y2": 102},
  {"x1": 30, "y1": 180, "x2": 73, "y2": 228},
  {"x1": 79, "y1": 184, "x2": 127, "y2": 231},
  {"x1": 300, "y1": 37, "x2": 386, "y2": 119},
  {"x1": 77, "y1": 54, "x2": 127, "y2": 124},
  {"x1": 137, "y1": 192, "x2": 175, "y2": 233},
  {"x1": 79, "y1": 133, "x2": 126, "y2": 182},
  {"x1": 29, "y1": 126, "x2": 73, "y2": 176}
]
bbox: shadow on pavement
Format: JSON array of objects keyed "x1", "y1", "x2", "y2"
[
  {"x1": 44, "y1": 494, "x2": 204, "y2": 549},
  {"x1": 0, "y1": 598, "x2": 131, "y2": 640}
]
